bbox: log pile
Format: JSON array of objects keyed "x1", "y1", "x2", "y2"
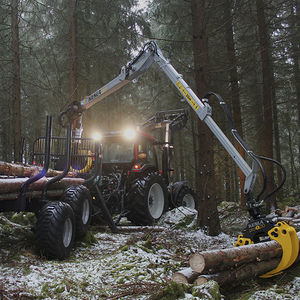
[
  {"x1": 0, "y1": 161, "x2": 84, "y2": 201},
  {"x1": 275, "y1": 206, "x2": 300, "y2": 226},
  {"x1": 172, "y1": 231, "x2": 300, "y2": 287}
]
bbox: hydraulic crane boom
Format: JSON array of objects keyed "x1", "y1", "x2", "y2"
[
  {"x1": 59, "y1": 41, "x2": 256, "y2": 199},
  {"x1": 58, "y1": 41, "x2": 298, "y2": 277}
]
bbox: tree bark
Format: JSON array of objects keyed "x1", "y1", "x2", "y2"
[
  {"x1": 0, "y1": 190, "x2": 64, "y2": 201},
  {"x1": 171, "y1": 267, "x2": 200, "y2": 284},
  {"x1": 291, "y1": 0, "x2": 300, "y2": 181},
  {"x1": 0, "y1": 161, "x2": 76, "y2": 178},
  {"x1": 189, "y1": 240, "x2": 284, "y2": 274},
  {"x1": 69, "y1": 0, "x2": 78, "y2": 103},
  {"x1": 0, "y1": 177, "x2": 84, "y2": 194},
  {"x1": 224, "y1": 0, "x2": 246, "y2": 206},
  {"x1": 11, "y1": 0, "x2": 21, "y2": 162},
  {"x1": 191, "y1": 0, "x2": 220, "y2": 236},
  {"x1": 256, "y1": 0, "x2": 276, "y2": 211},
  {"x1": 193, "y1": 257, "x2": 281, "y2": 287}
]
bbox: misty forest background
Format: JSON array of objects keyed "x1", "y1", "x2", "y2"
[{"x1": 0, "y1": 0, "x2": 299, "y2": 234}]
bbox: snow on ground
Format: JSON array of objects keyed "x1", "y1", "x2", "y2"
[{"x1": 0, "y1": 206, "x2": 300, "y2": 299}]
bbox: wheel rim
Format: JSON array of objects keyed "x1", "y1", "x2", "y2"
[
  {"x1": 182, "y1": 193, "x2": 195, "y2": 209},
  {"x1": 82, "y1": 198, "x2": 90, "y2": 225},
  {"x1": 63, "y1": 217, "x2": 73, "y2": 248},
  {"x1": 148, "y1": 183, "x2": 164, "y2": 219}
]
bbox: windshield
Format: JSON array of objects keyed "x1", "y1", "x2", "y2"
[{"x1": 102, "y1": 142, "x2": 134, "y2": 163}]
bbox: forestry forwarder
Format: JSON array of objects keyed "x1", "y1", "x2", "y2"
[{"x1": 58, "y1": 41, "x2": 298, "y2": 276}]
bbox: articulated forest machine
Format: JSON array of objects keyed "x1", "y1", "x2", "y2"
[{"x1": 58, "y1": 41, "x2": 298, "y2": 276}]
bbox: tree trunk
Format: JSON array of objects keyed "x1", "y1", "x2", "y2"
[
  {"x1": 191, "y1": 0, "x2": 220, "y2": 236},
  {"x1": 256, "y1": 0, "x2": 276, "y2": 212},
  {"x1": 189, "y1": 238, "x2": 285, "y2": 274},
  {"x1": 291, "y1": 0, "x2": 300, "y2": 179},
  {"x1": 193, "y1": 257, "x2": 281, "y2": 287},
  {"x1": 224, "y1": 0, "x2": 246, "y2": 207},
  {"x1": 11, "y1": 0, "x2": 21, "y2": 163},
  {"x1": 69, "y1": 0, "x2": 78, "y2": 103},
  {"x1": 0, "y1": 190, "x2": 64, "y2": 201},
  {"x1": 0, "y1": 161, "x2": 75, "y2": 178},
  {"x1": 0, "y1": 177, "x2": 84, "y2": 194},
  {"x1": 171, "y1": 267, "x2": 200, "y2": 284}
]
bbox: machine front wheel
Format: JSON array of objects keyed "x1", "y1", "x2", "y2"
[{"x1": 127, "y1": 172, "x2": 168, "y2": 225}]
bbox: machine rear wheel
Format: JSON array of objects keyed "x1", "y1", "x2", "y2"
[
  {"x1": 35, "y1": 201, "x2": 75, "y2": 259},
  {"x1": 176, "y1": 186, "x2": 197, "y2": 209},
  {"x1": 127, "y1": 172, "x2": 167, "y2": 225},
  {"x1": 61, "y1": 185, "x2": 92, "y2": 238}
]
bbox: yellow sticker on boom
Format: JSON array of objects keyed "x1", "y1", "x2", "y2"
[{"x1": 176, "y1": 81, "x2": 199, "y2": 111}]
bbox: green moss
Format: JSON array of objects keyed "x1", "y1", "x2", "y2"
[
  {"x1": 139, "y1": 245, "x2": 153, "y2": 253},
  {"x1": 142, "y1": 238, "x2": 153, "y2": 249},
  {"x1": 79, "y1": 231, "x2": 97, "y2": 247},
  {"x1": 192, "y1": 280, "x2": 221, "y2": 299},
  {"x1": 117, "y1": 277, "x2": 125, "y2": 284},
  {"x1": 80, "y1": 280, "x2": 89, "y2": 289},
  {"x1": 174, "y1": 215, "x2": 195, "y2": 229},
  {"x1": 151, "y1": 281, "x2": 190, "y2": 300},
  {"x1": 10, "y1": 212, "x2": 36, "y2": 226},
  {"x1": 121, "y1": 245, "x2": 129, "y2": 251},
  {"x1": 54, "y1": 285, "x2": 65, "y2": 294}
]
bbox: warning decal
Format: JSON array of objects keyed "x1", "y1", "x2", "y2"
[{"x1": 176, "y1": 81, "x2": 199, "y2": 111}]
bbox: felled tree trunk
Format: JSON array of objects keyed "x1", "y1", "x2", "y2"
[
  {"x1": 194, "y1": 257, "x2": 281, "y2": 287},
  {"x1": 0, "y1": 177, "x2": 84, "y2": 195},
  {"x1": 0, "y1": 161, "x2": 75, "y2": 178},
  {"x1": 0, "y1": 190, "x2": 64, "y2": 201},
  {"x1": 189, "y1": 240, "x2": 281, "y2": 274},
  {"x1": 189, "y1": 232, "x2": 300, "y2": 274},
  {"x1": 171, "y1": 268, "x2": 200, "y2": 284}
]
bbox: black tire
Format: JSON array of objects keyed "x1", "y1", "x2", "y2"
[
  {"x1": 61, "y1": 185, "x2": 92, "y2": 238},
  {"x1": 126, "y1": 172, "x2": 168, "y2": 225},
  {"x1": 176, "y1": 186, "x2": 197, "y2": 209},
  {"x1": 35, "y1": 201, "x2": 75, "y2": 259}
]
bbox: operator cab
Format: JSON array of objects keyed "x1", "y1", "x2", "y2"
[{"x1": 100, "y1": 129, "x2": 159, "y2": 174}]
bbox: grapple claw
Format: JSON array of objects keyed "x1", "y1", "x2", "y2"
[
  {"x1": 234, "y1": 234, "x2": 254, "y2": 247},
  {"x1": 260, "y1": 221, "x2": 299, "y2": 278}
]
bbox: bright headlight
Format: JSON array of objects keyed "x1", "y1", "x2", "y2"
[
  {"x1": 123, "y1": 128, "x2": 136, "y2": 140},
  {"x1": 92, "y1": 132, "x2": 102, "y2": 141}
]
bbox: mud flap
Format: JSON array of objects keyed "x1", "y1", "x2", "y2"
[{"x1": 260, "y1": 221, "x2": 299, "y2": 278}]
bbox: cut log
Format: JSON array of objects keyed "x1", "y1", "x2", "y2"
[
  {"x1": 189, "y1": 232, "x2": 300, "y2": 274},
  {"x1": 0, "y1": 190, "x2": 64, "y2": 201},
  {"x1": 193, "y1": 257, "x2": 281, "y2": 287},
  {"x1": 0, "y1": 161, "x2": 75, "y2": 178},
  {"x1": 0, "y1": 177, "x2": 84, "y2": 195},
  {"x1": 171, "y1": 268, "x2": 200, "y2": 284}
]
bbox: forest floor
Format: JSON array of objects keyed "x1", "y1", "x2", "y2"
[{"x1": 0, "y1": 203, "x2": 300, "y2": 300}]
